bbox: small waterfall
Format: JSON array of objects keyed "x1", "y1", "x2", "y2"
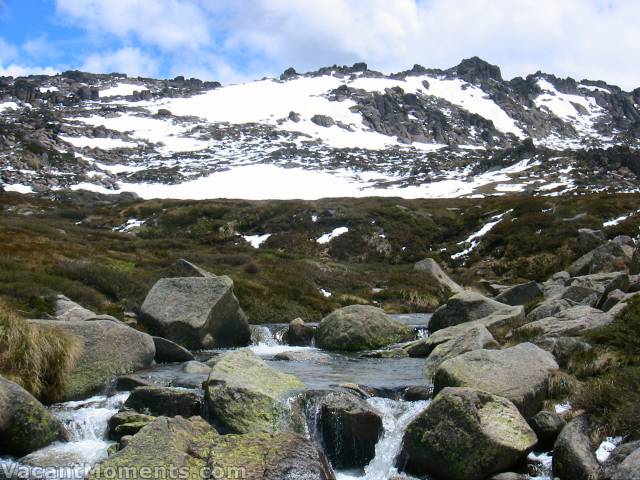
[
  {"x1": 249, "y1": 324, "x2": 312, "y2": 355},
  {"x1": 335, "y1": 397, "x2": 430, "y2": 480},
  {"x1": 0, "y1": 393, "x2": 129, "y2": 480}
]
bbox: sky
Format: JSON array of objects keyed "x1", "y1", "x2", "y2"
[{"x1": 0, "y1": 0, "x2": 638, "y2": 90}]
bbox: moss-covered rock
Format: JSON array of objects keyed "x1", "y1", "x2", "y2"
[
  {"x1": 124, "y1": 386, "x2": 202, "y2": 418},
  {"x1": 316, "y1": 305, "x2": 413, "y2": 351},
  {"x1": 30, "y1": 319, "x2": 155, "y2": 401},
  {"x1": 89, "y1": 416, "x2": 216, "y2": 480},
  {"x1": 205, "y1": 349, "x2": 304, "y2": 434},
  {"x1": 0, "y1": 375, "x2": 69, "y2": 457},
  {"x1": 209, "y1": 431, "x2": 335, "y2": 480},
  {"x1": 400, "y1": 387, "x2": 537, "y2": 480}
]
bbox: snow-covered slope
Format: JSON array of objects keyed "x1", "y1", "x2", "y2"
[{"x1": 1, "y1": 58, "x2": 640, "y2": 199}]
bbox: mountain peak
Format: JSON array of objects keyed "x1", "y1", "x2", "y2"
[{"x1": 449, "y1": 56, "x2": 503, "y2": 83}]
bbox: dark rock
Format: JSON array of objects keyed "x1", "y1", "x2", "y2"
[
  {"x1": 530, "y1": 410, "x2": 565, "y2": 443},
  {"x1": 311, "y1": 114, "x2": 336, "y2": 128},
  {"x1": 284, "y1": 318, "x2": 316, "y2": 346},
  {"x1": 124, "y1": 386, "x2": 202, "y2": 418},
  {"x1": 280, "y1": 67, "x2": 298, "y2": 81},
  {"x1": 403, "y1": 386, "x2": 433, "y2": 401},
  {"x1": 115, "y1": 374, "x2": 153, "y2": 391},
  {"x1": 304, "y1": 390, "x2": 383, "y2": 469},
  {"x1": 430, "y1": 292, "x2": 516, "y2": 332}
]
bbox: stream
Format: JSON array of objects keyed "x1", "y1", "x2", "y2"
[{"x1": 0, "y1": 314, "x2": 553, "y2": 480}]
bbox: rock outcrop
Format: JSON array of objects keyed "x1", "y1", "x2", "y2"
[
  {"x1": 429, "y1": 292, "x2": 517, "y2": 332},
  {"x1": 413, "y1": 258, "x2": 464, "y2": 296},
  {"x1": 552, "y1": 416, "x2": 601, "y2": 480}
]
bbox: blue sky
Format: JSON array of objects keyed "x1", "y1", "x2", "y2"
[{"x1": 1, "y1": 0, "x2": 638, "y2": 90}]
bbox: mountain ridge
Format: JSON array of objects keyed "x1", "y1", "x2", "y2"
[{"x1": 1, "y1": 57, "x2": 640, "y2": 199}]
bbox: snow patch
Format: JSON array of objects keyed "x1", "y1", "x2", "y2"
[
  {"x1": 317, "y1": 227, "x2": 349, "y2": 244},
  {"x1": 2, "y1": 184, "x2": 34, "y2": 194},
  {"x1": 101, "y1": 83, "x2": 143, "y2": 97},
  {"x1": 60, "y1": 135, "x2": 137, "y2": 150},
  {"x1": 242, "y1": 234, "x2": 272, "y2": 248},
  {"x1": 596, "y1": 436, "x2": 623, "y2": 464},
  {"x1": 451, "y1": 210, "x2": 512, "y2": 260}
]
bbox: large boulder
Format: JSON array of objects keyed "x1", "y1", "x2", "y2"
[
  {"x1": 174, "y1": 258, "x2": 215, "y2": 278},
  {"x1": 568, "y1": 272, "x2": 630, "y2": 298},
  {"x1": 152, "y1": 336, "x2": 194, "y2": 363},
  {"x1": 304, "y1": 390, "x2": 383, "y2": 469},
  {"x1": 205, "y1": 349, "x2": 304, "y2": 433},
  {"x1": 30, "y1": 319, "x2": 155, "y2": 401},
  {"x1": 527, "y1": 297, "x2": 575, "y2": 322},
  {"x1": 530, "y1": 410, "x2": 565, "y2": 444},
  {"x1": 124, "y1": 386, "x2": 202, "y2": 418},
  {"x1": 413, "y1": 258, "x2": 464, "y2": 296},
  {"x1": 400, "y1": 387, "x2": 537, "y2": 480},
  {"x1": 433, "y1": 343, "x2": 558, "y2": 418},
  {"x1": 601, "y1": 440, "x2": 640, "y2": 480},
  {"x1": 0, "y1": 375, "x2": 69, "y2": 457},
  {"x1": 422, "y1": 325, "x2": 498, "y2": 379},
  {"x1": 139, "y1": 276, "x2": 251, "y2": 349},
  {"x1": 494, "y1": 281, "x2": 543, "y2": 306},
  {"x1": 316, "y1": 305, "x2": 413, "y2": 351},
  {"x1": 518, "y1": 306, "x2": 614, "y2": 339},
  {"x1": 552, "y1": 416, "x2": 600, "y2": 480},
  {"x1": 429, "y1": 292, "x2": 515, "y2": 332},
  {"x1": 91, "y1": 416, "x2": 335, "y2": 480},
  {"x1": 568, "y1": 237, "x2": 635, "y2": 276}
]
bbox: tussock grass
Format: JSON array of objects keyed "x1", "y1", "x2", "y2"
[{"x1": 0, "y1": 299, "x2": 81, "y2": 402}]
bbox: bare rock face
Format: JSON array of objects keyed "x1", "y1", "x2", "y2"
[
  {"x1": 552, "y1": 416, "x2": 601, "y2": 480},
  {"x1": 139, "y1": 276, "x2": 251, "y2": 349},
  {"x1": 400, "y1": 387, "x2": 537, "y2": 480},
  {"x1": 429, "y1": 292, "x2": 516, "y2": 332},
  {"x1": 433, "y1": 342, "x2": 559, "y2": 418}
]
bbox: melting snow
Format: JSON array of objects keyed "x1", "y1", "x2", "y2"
[
  {"x1": 603, "y1": 210, "x2": 640, "y2": 227},
  {"x1": 2, "y1": 184, "x2": 34, "y2": 194},
  {"x1": 242, "y1": 234, "x2": 272, "y2": 248},
  {"x1": 319, "y1": 288, "x2": 332, "y2": 298},
  {"x1": 113, "y1": 219, "x2": 145, "y2": 232},
  {"x1": 0, "y1": 101, "x2": 20, "y2": 112},
  {"x1": 317, "y1": 227, "x2": 349, "y2": 244}
]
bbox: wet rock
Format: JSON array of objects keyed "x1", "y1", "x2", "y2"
[
  {"x1": 601, "y1": 440, "x2": 640, "y2": 480},
  {"x1": 0, "y1": 375, "x2": 69, "y2": 457},
  {"x1": 494, "y1": 281, "x2": 543, "y2": 306},
  {"x1": 284, "y1": 318, "x2": 316, "y2": 346},
  {"x1": 413, "y1": 258, "x2": 464, "y2": 296},
  {"x1": 429, "y1": 292, "x2": 515, "y2": 332},
  {"x1": 108, "y1": 411, "x2": 155, "y2": 441},
  {"x1": 304, "y1": 390, "x2": 383, "y2": 469},
  {"x1": 152, "y1": 336, "x2": 195, "y2": 363},
  {"x1": 400, "y1": 387, "x2": 537, "y2": 480},
  {"x1": 115, "y1": 374, "x2": 153, "y2": 391},
  {"x1": 30, "y1": 319, "x2": 155, "y2": 401},
  {"x1": 139, "y1": 276, "x2": 251, "y2": 349},
  {"x1": 403, "y1": 385, "x2": 433, "y2": 401},
  {"x1": 553, "y1": 416, "x2": 600, "y2": 480},
  {"x1": 316, "y1": 305, "x2": 413, "y2": 351},
  {"x1": 434, "y1": 342, "x2": 559, "y2": 418},
  {"x1": 205, "y1": 349, "x2": 304, "y2": 433},
  {"x1": 422, "y1": 324, "x2": 498, "y2": 379},
  {"x1": 124, "y1": 386, "x2": 202, "y2": 418},
  {"x1": 488, "y1": 474, "x2": 528, "y2": 480},
  {"x1": 530, "y1": 410, "x2": 565, "y2": 444}
]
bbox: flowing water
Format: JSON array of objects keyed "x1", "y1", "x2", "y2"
[
  {"x1": 0, "y1": 393, "x2": 129, "y2": 479},
  {"x1": 1, "y1": 312, "x2": 554, "y2": 480}
]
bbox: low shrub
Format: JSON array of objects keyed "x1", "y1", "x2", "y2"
[{"x1": 0, "y1": 299, "x2": 81, "y2": 402}]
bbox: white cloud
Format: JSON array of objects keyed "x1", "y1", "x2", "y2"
[
  {"x1": 80, "y1": 47, "x2": 160, "y2": 77},
  {"x1": 0, "y1": 64, "x2": 58, "y2": 77},
  {"x1": 55, "y1": 0, "x2": 211, "y2": 51},
  {"x1": 50, "y1": 0, "x2": 640, "y2": 89}
]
